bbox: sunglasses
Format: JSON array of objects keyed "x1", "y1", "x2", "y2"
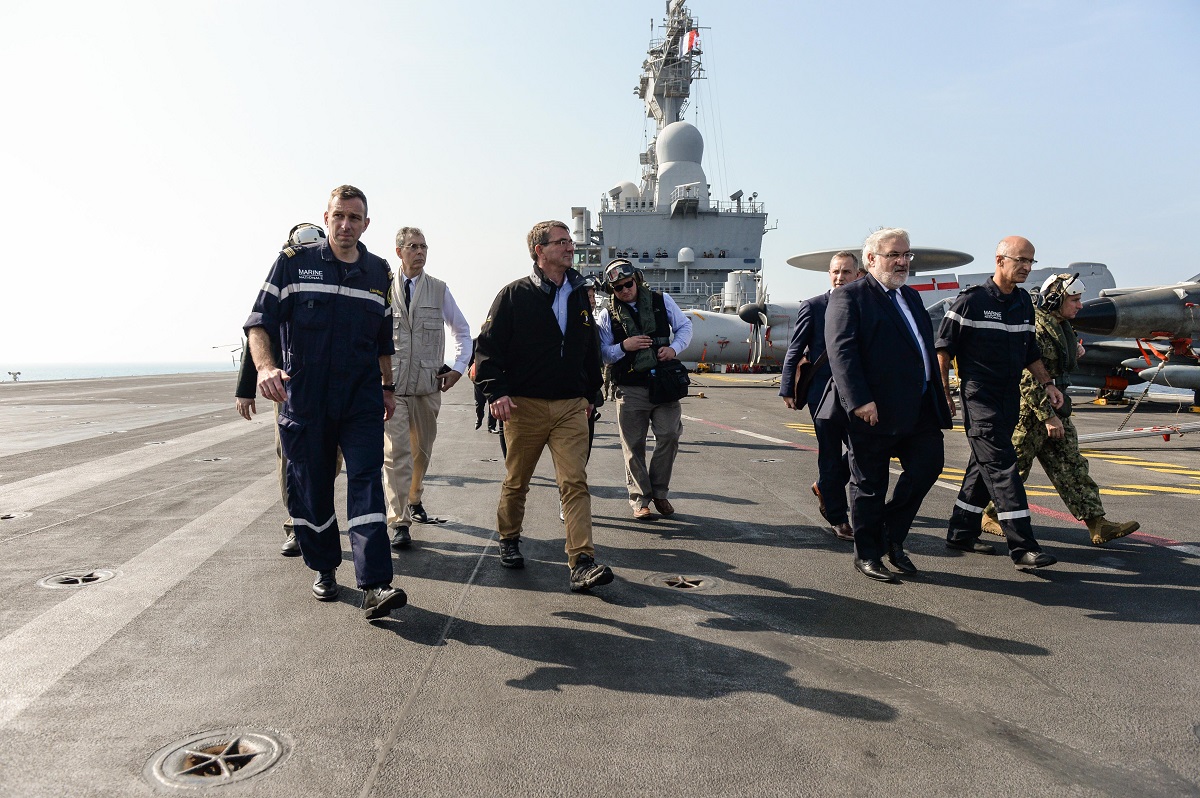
[{"x1": 612, "y1": 280, "x2": 636, "y2": 291}]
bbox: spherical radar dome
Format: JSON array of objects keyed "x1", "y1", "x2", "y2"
[{"x1": 655, "y1": 121, "x2": 704, "y2": 165}]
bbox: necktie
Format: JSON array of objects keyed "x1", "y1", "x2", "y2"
[{"x1": 404, "y1": 278, "x2": 412, "y2": 308}]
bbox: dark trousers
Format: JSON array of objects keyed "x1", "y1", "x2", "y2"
[
  {"x1": 846, "y1": 392, "x2": 945, "y2": 562},
  {"x1": 947, "y1": 381, "x2": 1041, "y2": 560},
  {"x1": 810, "y1": 407, "x2": 851, "y2": 525},
  {"x1": 279, "y1": 381, "x2": 393, "y2": 589}
]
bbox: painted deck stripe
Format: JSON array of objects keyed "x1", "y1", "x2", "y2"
[
  {"x1": 683, "y1": 413, "x2": 1195, "y2": 555},
  {"x1": 0, "y1": 420, "x2": 262, "y2": 512},
  {"x1": 0, "y1": 474, "x2": 278, "y2": 728}
]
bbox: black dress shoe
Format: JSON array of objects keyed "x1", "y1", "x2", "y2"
[
  {"x1": 811, "y1": 482, "x2": 830, "y2": 522},
  {"x1": 946, "y1": 538, "x2": 997, "y2": 555},
  {"x1": 362, "y1": 585, "x2": 408, "y2": 619},
  {"x1": 854, "y1": 558, "x2": 899, "y2": 583},
  {"x1": 887, "y1": 547, "x2": 918, "y2": 574},
  {"x1": 280, "y1": 530, "x2": 301, "y2": 557},
  {"x1": 390, "y1": 526, "x2": 411, "y2": 549},
  {"x1": 831, "y1": 522, "x2": 854, "y2": 541},
  {"x1": 409, "y1": 503, "x2": 431, "y2": 524},
  {"x1": 1014, "y1": 551, "x2": 1057, "y2": 570},
  {"x1": 312, "y1": 570, "x2": 339, "y2": 601}
]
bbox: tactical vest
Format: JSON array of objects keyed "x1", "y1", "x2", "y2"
[
  {"x1": 391, "y1": 272, "x2": 447, "y2": 396},
  {"x1": 608, "y1": 291, "x2": 671, "y2": 387}
]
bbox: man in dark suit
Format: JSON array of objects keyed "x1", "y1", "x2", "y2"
[
  {"x1": 780, "y1": 251, "x2": 864, "y2": 541},
  {"x1": 819, "y1": 228, "x2": 952, "y2": 583}
]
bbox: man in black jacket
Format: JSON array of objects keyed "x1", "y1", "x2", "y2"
[
  {"x1": 474, "y1": 220, "x2": 612, "y2": 592},
  {"x1": 780, "y1": 251, "x2": 863, "y2": 541}
]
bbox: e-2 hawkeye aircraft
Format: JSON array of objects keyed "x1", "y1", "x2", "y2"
[{"x1": 675, "y1": 247, "x2": 1118, "y2": 369}]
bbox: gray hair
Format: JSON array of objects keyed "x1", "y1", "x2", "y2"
[
  {"x1": 395, "y1": 226, "x2": 424, "y2": 248},
  {"x1": 862, "y1": 228, "x2": 909, "y2": 268}
]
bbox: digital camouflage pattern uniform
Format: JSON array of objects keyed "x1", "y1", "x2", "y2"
[{"x1": 1009, "y1": 307, "x2": 1105, "y2": 519}]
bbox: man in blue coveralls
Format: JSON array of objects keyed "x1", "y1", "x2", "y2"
[{"x1": 246, "y1": 185, "x2": 408, "y2": 620}]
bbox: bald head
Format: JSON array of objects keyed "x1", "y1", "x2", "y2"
[{"x1": 993, "y1": 235, "x2": 1036, "y2": 293}]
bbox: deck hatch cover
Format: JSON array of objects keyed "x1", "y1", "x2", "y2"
[{"x1": 144, "y1": 729, "x2": 288, "y2": 789}]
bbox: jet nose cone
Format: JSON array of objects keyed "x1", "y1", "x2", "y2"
[
  {"x1": 738, "y1": 302, "x2": 767, "y2": 325},
  {"x1": 1073, "y1": 297, "x2": 1117, "y2": 336}
]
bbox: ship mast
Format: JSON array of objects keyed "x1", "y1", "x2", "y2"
[{"x1": 637, "y1": 0, "x2": 704, "y2": 199}]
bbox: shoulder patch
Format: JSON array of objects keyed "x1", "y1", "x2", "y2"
[
  {"x1": 283, "y1": 246, "x2": 301, "y2": 258},
  {"x1": 958, "y1": 285, "x2": 982, "y2": 296}
]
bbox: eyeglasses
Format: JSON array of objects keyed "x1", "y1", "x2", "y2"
[
  {"x1": 401, "y1": 243, "x2": 429, "y2": 251},
  {"x1": 543, "y1": 238, "x2": 573, "y2": 247},
  {"x1": 874, "y1": 251, "x2": 915, "y2": 263},
  {"x1": 612, "y1": 280, "x2": 636, "y2": 292},
  {"x1": 999, "y1": 254, "x2": 1037, "y2": 266}
]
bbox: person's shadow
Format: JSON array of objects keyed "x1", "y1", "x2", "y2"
[{"x1": 379, "y1": 606, "x2": 897, "y2": 722}]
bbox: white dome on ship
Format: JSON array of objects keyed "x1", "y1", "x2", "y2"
[
  {"x1": 617, "y1": 181, "x2": 640, "y2": 202},
  {"x1": 655, "y1": 121, "x2": 704, "y2": 164},
  {"x1": 654, "y1": 121, "x2": 708, "y2": 208}
]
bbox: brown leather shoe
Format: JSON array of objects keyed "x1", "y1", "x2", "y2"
[
  {"x1": 652, "y1": 498, "x2": 675, "y2": 517},
  {"x1": 831, "y1": 522, "x2": 854, "y2": 541},
  {"x1": 633, "y1": 506, "x2": 654, "y2": 521},
  {"x1": 811, "y1": 482, "x2": 829, "y2": 521}
]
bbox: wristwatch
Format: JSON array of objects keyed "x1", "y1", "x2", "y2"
[{"x1": 382, "y1": 383, "x2": 396, "y2": 392}]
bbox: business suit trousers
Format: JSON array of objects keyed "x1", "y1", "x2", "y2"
[
  {"x1": 947, "y1": 381, "x2": 1041, "y2": 560},
  {"x1": 497, "y1": 397, "x2": 594, "y2": 568},
  {"x1": 383, "y1": 392, "x2": 442, "y2": 526},
  {"x1": 615, "y1": 385, "x2": 683, "y2": 510},
  {"x1": 810, "y1": 406, "x2": 851, "y2": 525},
  {"x1": 846, "y1": 393, "x2": 945, "y2": 562}
]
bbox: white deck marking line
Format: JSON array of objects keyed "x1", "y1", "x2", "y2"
[
  {"x1": 0, "y1": 420, "x2": 263, "y2": 511},
  {"x1": 0, "y1": 474, "x2": 278, "y2": 728},
  {"x1": 683, "y1": 413, "x2": 1195, "y2": 555}
]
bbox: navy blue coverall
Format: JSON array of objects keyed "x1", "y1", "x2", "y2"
[
  {"x1": 936, "y1": 278, "x2": 1046, "y2": 561},
  {"x1": 244, "y1": 240, "x2": 396, "y2": 588}
]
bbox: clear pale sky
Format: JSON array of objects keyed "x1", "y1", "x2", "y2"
[{"x1": 2, "y1": 1, "x2": 1196, "y2": 365}]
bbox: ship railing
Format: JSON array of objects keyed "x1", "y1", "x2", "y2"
[{"x1": 644, "y1": 281, "x2": 721, "y2": 296}]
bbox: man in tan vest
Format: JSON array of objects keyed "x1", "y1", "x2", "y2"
[{"x1": 383, "y1": 227, "x2": 472, "y2": 547}]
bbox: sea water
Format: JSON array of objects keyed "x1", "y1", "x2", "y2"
[{"x1": 1, "y1": 362, "x2": 237, "y2": 383}]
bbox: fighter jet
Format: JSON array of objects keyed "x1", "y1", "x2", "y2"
[{"x1": 1071, "y1": 275, "x2": 1200, "y2": 403}]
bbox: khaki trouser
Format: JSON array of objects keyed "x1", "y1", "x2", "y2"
[
  {"x1": 498, "y1": 396, "x2": 593, "y2": 567},
  {"x1": 615, "y1": 384, "x2": 683, "y2": 509},
  {"x1": 383, "y1": 392, "x2": 442, "y2": 527}
]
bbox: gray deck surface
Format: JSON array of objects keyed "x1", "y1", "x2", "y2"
[{"x1": 1, "y1": 372, "x2": 1198, "y2": 797}]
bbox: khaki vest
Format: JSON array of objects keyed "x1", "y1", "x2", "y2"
[{"x1": 391, "y1": 272, "x2": 447, "y2": 396}]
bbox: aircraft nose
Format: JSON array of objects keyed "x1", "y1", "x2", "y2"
[{"x1": 1073, "y1": 297, "x2": 1117, "y2": 336}]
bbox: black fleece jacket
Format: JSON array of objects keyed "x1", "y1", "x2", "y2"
[{"x1": 474, "y1": 266, "x2": 602, "y2": 403}]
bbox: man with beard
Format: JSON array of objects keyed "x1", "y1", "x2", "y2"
[
  {"x1": 936, "y1": 236, "x2": 1063, "y2": 570},
  {"x1": 820, "y1": 229, "x2": 952, "y2": 583}
]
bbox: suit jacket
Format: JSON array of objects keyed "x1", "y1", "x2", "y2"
[
  {"x1": 817, "y1": 273, "x2": 952, "y2": 436},
  {"x1": 779, "y1": 291, "x2": 832, "y2": 413}
]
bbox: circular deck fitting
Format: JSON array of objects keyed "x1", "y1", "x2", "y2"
[
  {"x1": 643, "y1": 573, "x2": 722, "y2": 592},
  {"x1": 751, "y1": 458, "x2": 782, "y2": 463},
  {"x1": 194, "y1": 457, "x2": 229, "y2": 462},
  {"x1": 144, "y1": 729, "x2": 289, "y2": 790},
  {"x1": 37, "y1": 569, "x2": 118, "y2": 589},
  {"x1": 1, "y1": 511, "x2": 32, "y2": 521}
]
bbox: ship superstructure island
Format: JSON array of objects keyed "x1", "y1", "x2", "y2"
[{"x1": 571, "y1": 0, "x2": 768, "y2": 314}]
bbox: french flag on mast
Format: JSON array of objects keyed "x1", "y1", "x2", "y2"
[{"x1": 685, "y1": 29, "x2": 700, "y2": 53}]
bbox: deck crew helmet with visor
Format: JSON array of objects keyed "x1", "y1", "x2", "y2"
[
  {"x1": 603, "y1": 258, "x2": 642, "y2": 294},
  {"x1": 1037, "y1": 272, "x2": 1085, "y2": 312}
]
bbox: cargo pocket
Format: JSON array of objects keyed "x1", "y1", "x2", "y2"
[{"x1": 277, "y1": 411, "x2": 311, "y2": 464}]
